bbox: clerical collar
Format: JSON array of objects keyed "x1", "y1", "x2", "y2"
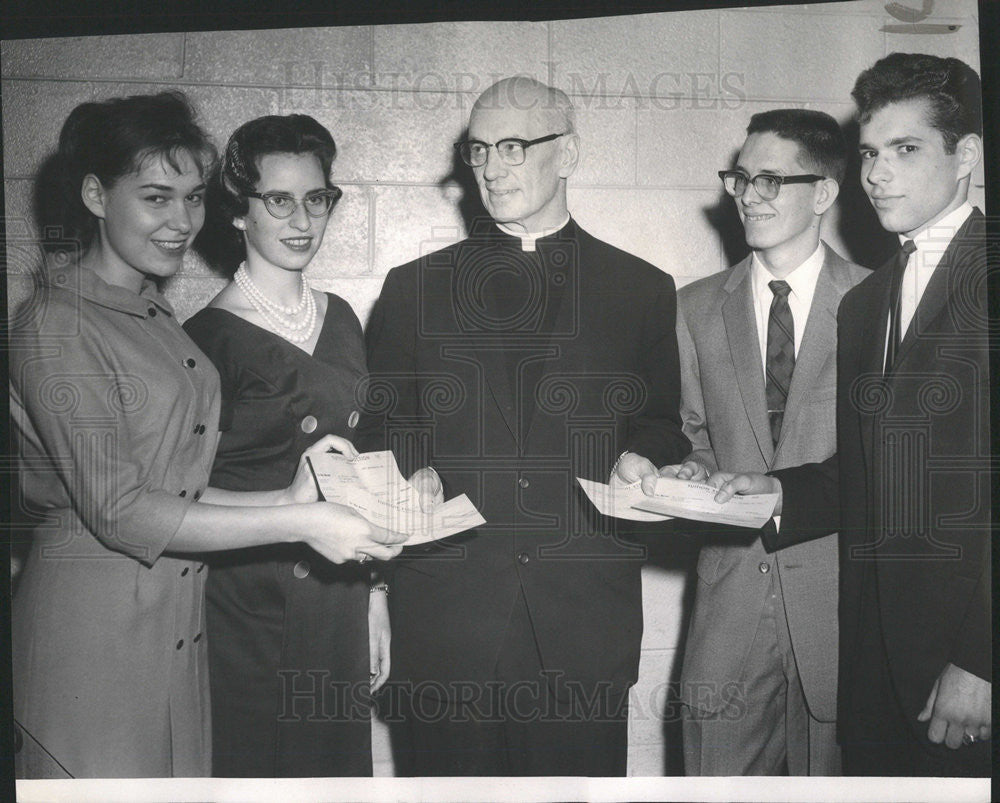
[{"x1": 496, "y1": 214, "x2": 571, "y2": 251}]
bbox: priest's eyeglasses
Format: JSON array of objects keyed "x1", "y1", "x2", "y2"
[
  {"x1": 718, "y1": 170, "x2": 825, "y2": 201},
  {"x1": 245, "y1": 187, "x2": 343, "y2": 219},
  {"x1": 455, "y1": 133, "x2": 569, "y2": 167}
]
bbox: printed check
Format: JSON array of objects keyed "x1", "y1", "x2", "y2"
[
  {"x1": 631, "y1": 476, "x2": 778, "y2": 528},
  {"x1": 307, "y1": 451, "x2": 485, "y2": 544}
]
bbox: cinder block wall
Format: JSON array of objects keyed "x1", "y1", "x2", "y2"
[{"x1": 2, "y1": 1, "x2": 983, "y2": 777}]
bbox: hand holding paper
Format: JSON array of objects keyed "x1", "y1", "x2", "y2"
[
  {"x1": 306, "y1": 451, "x2": 485, "y2": 546},
  {"x1": 706, "y1": 471, "x2": 783, "y2": 515},
  {"x1": 632, "y1": 475, "x2": 779, "y2": 528}
]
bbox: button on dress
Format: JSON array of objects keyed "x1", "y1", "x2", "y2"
[
  {"x1": 11, "y1": 266, "x2": 220, "y2": 778},
  {"x1": 184, "y1": 293, "x2": 372, "y2": 777}
]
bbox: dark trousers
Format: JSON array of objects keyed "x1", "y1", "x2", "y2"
[
  {"x1": 841, "y1": 572, "x2": 990, "y2": 777},
  {"x1": 389, "y1": 590, "x2": 629, "y2": 776}
]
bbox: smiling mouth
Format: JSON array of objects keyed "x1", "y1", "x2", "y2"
[
  {"x1": 152, "y1": 239, "x2": 187, "y2": 253},
  {"x1": 743, "y1": 213, "x2": 775, "y2": 221},
  {"x1": 281, "y1": 237, "x2": 314, "y2": 250}
]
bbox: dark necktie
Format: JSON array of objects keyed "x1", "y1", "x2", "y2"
[
  {"x1": 765, "y1": 280, "x2": 794, "y2": 447},
  {"x1": 884, "y1": 239, "x2": 917, "y2": 375}
]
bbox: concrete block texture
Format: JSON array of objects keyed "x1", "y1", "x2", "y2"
[
  {"x1": 572, "y1": 98, "x2": 638, "y2": 187},
  {"x1": 162, "y1": 275, "x2": 227, "y2": 323},
  {"x1": 550, "y1": 11, "x2": 720, "y2": 101},
  {"x1": 280, "y1": 88, "x2": 466, "y2": 184},
  {"x1": 373, "y1": 21, "x2": 550, "y2": 92},
  {"x1": 720, "y1": 10, "x2": 885, "y2": 101},
  {"x1": 1, "y1": 34, "x2": 184, "y2": 80},
  {"x1": 569, "y1": 187, "x2": 727, "y2": 283},
  {"x1": 2, "y1": 81, "x2": 96, "y2": 176},
  {"x1": 637, "y1": 100, "x2": 808, "y2": 189},
  {"x1": 372, "y1": 184, "x2": 468, "y2": 275},
  {"x1": 183, "y1": 27, "x2": 372, "y2": 86}
]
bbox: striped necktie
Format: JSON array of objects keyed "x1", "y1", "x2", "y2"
[{"x1": 765, "y1": 279, "x2": 794, "y2": 447}]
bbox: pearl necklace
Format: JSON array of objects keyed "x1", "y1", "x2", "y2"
[{"x1": 234, "y1": 263, "x2": 317, "y2": 344}]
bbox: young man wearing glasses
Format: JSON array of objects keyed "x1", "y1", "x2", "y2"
[
  {"x1": 709, "y1": 54, "x2": 990, "y2": 778},
  {"x1": 357, "y1": 76, "x2": 688, "y2": 776},
  {"x1": 665, "y1": 109, "x2": 868, "y2": 775}
]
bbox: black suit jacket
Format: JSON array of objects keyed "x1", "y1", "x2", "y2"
[
  {"x1": 357, "y1": 218, "x2": 688, "y2": 691},
  {"x1": 771, "y1": 209, "x2": 991, "y2": 740}
]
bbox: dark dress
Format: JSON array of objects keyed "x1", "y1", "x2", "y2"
[{"x1": 184, "y1": 293, "x2": 372, "y2": 777}]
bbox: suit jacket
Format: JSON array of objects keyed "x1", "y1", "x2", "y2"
[
  {"x1": 773, "y1": 209, "x2": 991, "y2": 740},
  {"x1": 357, "y1": 218, "x2": 689, "y2": 692},
  {"x1": 677, "y1": 244, "x2": 869, "y2": 719}
]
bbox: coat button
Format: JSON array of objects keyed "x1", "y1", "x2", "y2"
[
  {"x1": 197, "y1": 563, "x2": 205, "y2": 573},
  {"x1": 348, "y1": 410, "x2": 359, "y2": 428},
  {"x1": 148, "y1": 307, "x2": 157, "y2": 317},
  {"x1": 301, "y1": 415, "x2": 318, "y2": 434},
  {"x1": 176, "y1": 639, "x2": 184, "y2": 649},
  {"x1": 517, "y1": 552, "x2": 530, "y2": 565},
  {"x1": 518, "y1": 477, "x2": 529, "y2": 489},
  {"x1": 293, "y1": 560, "x2": 311, "y2": 579},
  {"x1": 181, "y1": 567, "x2": 189, "y2": 576},
  {"x1": 185, "y1": 358, "x2": 196, "y2": 368},
  {"x1": 193, "y1": 423, "x2": 205, "y2": 434},
  {"x1": 179, "y1": 490, "x2": 187, "y2": 497},
  {"x1": 193, "y1": 633, "x2": 202, "y2": 643},
  {"x1": 759, "y1": 562, "x2": 770, "y2": 574},
  {"x1": 193, "y1": 490, "x2": 201, "y2": 501}
]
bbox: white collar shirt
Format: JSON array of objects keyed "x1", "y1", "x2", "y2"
[
  {"x1": 497, "y1": 213, "x2": 571, "y2": 252},
  {"x1": 750, "y1": 242, "x2": 826, "y2": 371}
]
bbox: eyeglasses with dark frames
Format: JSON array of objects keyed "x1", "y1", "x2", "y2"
[
  {"x1": 245, "y1": 187, "x2": 343, "y2": 219},
  {"x1": 718, "y1": 170, "x2": 825, "y2": 201},
  {"x1": 455, "y1": 133, "x2": 569, "y2": 167}
]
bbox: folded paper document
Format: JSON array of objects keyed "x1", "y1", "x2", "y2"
[
  {"x1": 631, "y1": 476, "x2": 778, "y2": 528},
  {"x1": 307, "y1": 451, "x2": 485, "y2": 544},
  {"x1": 576, "y1": 477, "x2": 673, "y2": 522}
]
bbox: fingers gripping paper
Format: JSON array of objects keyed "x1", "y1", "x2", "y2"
[{"x1": 307, "y1": 451, "x2": 485, "y2": 544}]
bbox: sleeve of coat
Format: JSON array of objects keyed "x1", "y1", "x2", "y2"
[
  {"x1": 762, "y1": 455, "x2": 841, "y2": 552},
  {"x1": 355, "y1": 265, "x2": 432, "y2": 480},
  {"x1": 622, "y1": 271, "x2": 690, "y2": 468},
  {"x1": 675, "y1": 286, "x2": 718, "y2": 473},
  {"x1": 10, "y1": 304, "x2": 192, "y2": 567}
]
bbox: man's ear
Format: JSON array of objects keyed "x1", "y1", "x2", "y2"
[
  {"x1": 954, "y1": 132, "x2": 982, "y2": 180},
  {"x1": 81, "y1": 174, "x2": 108, "y2": 219},
  {"x1": 813, "y1": 177, "x2": 840, "y2": 216},
  {"x1": 558, "y1": 133, "x2": 580, "y2": 179}
]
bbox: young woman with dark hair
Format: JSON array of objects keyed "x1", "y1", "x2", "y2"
[
  {"x1": 185, "y1": 114, "x2": 384, "y2": 777},
  {"x1": 10, "y1": 93, "x2": 403, "y2": 779}
]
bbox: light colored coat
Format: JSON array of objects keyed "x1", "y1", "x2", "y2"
[{"x1": 677, "y1": 244, "x2": 869, "y2": 721}]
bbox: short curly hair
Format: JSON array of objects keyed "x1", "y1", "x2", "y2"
[
  {"x1": 851, "y1": 52, "x2": 981, "y2": 153},
  {"x1": 199, "y1": 115, "x2": 338, "y2": 273}
]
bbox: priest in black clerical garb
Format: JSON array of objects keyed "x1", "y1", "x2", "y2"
[{"x1": 356, "y1": 76, "x2": 688, "y2": 777}]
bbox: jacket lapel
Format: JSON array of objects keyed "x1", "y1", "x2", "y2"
[
  {"x1": 776, "y1": 245, "x2": 841, "y2": 459},
  {"x1": 721, "y1": 257, "x2": 773, "y2": 465},
  {"x1": 855, "y1": 256, "x2": 894, "y2": 472},
  {"x1": 893, "y1": 209, "x2": 984, "y2": 369}
]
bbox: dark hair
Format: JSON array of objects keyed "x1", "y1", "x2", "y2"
[
  {"x1": 851, "y1": 52, "x2": 982, "y2": 153},
  {"x1": 200, "y1": 115, "x2": 338, "y2": 273},
  {"x1": 746, "y1": 108, "x2": 848, "y2": 185},
  {"x1": 38, "y1": 91, "x2": 215, "y2": 253}
]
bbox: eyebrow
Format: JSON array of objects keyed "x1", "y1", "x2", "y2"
[
  {"x1": 140, "y1": 182, "x2": 206, "y2": 191},
  {"x1": 858, "y1": 135, "x2": 926, "y2": 150}
]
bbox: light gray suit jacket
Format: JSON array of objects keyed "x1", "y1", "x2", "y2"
[{"x1": 677, "y1": 244, "x2": 869, "y2": 720}]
